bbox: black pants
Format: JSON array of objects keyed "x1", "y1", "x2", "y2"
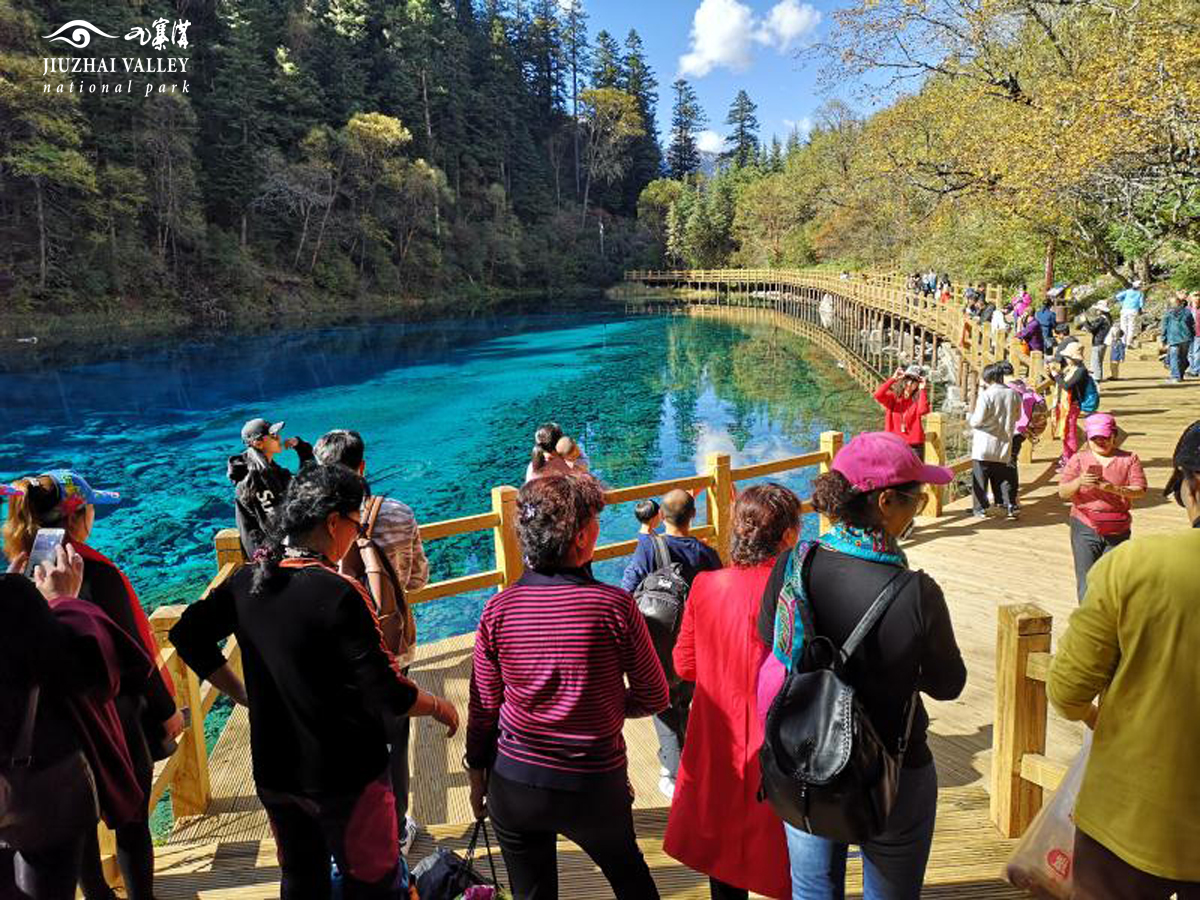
[
  {"x1": 972, "y1": 459, "x2": 1015, "y2": 514},
  {"x1": 1075, "y1": 829, "x2": 1200, "y2": 899},
  {"x1": 487, "y1": 771, "x2": 659, "y2": 900},
  {"x1": 4, "y1": 833, "x2": 87, "y2": 900},
  {"x1": 1069, "y1": 518, "x2": 1130, "y2": 604},
  {"x1": 652, "y1": 682, "x2": 692, "y2": 779},
  {"x1": 387, "y1": 666, "x2": 412, "y2": 832},
  {"x1": 1009, "y1": 433, "x2": 1026, "y2": 499},
  {"x1": 709, "y1": 877, "x2": 748, "y2": 899},
  {"x1": 78, "y1": 698, "x2": 155, "y2": 900}
]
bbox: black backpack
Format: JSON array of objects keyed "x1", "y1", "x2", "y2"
[
  {"x1": 633, "y1": 534, "x2": 690, "y2": 683},
  {"x1": 759, "y1": 554, "x2": 918, "y2": 844}
]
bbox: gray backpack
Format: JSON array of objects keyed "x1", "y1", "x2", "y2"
[{"x1": 633, "y1": 535, "x2": 690, "y2": 683}]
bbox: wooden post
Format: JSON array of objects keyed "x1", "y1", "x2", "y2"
[
  {"x1": 923, "y1": 413, "x2": 946, "y2": 517},
  {"x1": 491, "y1": 485, "x2": 524, "y2": 588},
  {"x1": 990, "y1": 603, "x2": 1052, "y2": 838},
  {"x1": 167, "y1": 649, "x2": 212, "y2": 817},
  {"x1": 817, "y1": 431, "x2": 844, "y2": 533},
  {"x1": 706, "y1": 453, "x2": 734, "y2": 564},
  {"x1": 215, "y1": 528, "x2": 245, "y2": 570},
  {"x1": 97, "y1": 823, "x2": 120, "y2": 887}
]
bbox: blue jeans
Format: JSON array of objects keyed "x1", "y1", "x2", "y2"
[
  {"x1": 785, "y1": 762, "x2": 937, "y2": 900},
  {"x1": 1188, "y1": 336, "x2": 1200, "y2": 376},
  {"x1": 1168, "y1": 342, "x2": 1188, "y2": 381}
]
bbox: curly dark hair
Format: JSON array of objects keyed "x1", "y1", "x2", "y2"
[
  {"x1": 810, "y1": 470, "x2": 922, "y2": 530},
  {"x1": 730, "y1": 483, "x2": 802, "y2": 567},
  {"x1": 516, "y1": 473, "x2": 606, "y2": 570},
  {"x1": 251, "y1": 463, "x2": 367, "y2": 598}
]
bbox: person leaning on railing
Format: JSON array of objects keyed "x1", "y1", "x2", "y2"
[
  {"x1": 1047, "y1": 420, "x2": 1200, "y2": 898},
  {"x1": 170, "y1": 464, "x2": 458, "y2": 898},
  {"x1": 465, "y1": 473, "x2": 669, "y2": 900}
]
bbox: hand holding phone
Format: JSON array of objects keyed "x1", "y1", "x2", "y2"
[
  {"x1": 32, "y1": 544, "x2": 84, "y2": 601},
  {"x1": 24, "y1": 527, "x2": 66, "y2": 578}
]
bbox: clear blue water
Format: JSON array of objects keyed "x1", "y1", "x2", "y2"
[{"x1": 1, "y1": 310, "x2": 879, "y2": 641}]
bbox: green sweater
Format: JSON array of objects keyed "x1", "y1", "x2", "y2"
[{"x1": 1048, "y1": 527, "x2": 1200, "y2": 880}]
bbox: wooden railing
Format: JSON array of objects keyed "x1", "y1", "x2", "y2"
[{"x1": 990, "y1": 603, "x2": 1071, "y2": 838}]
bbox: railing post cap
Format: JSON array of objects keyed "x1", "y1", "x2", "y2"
[{"x1": 999, "y1": 602, "x2": 1053, "y2": 634}]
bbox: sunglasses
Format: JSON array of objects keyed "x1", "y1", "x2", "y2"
[
  {"x1": 341, "y1": 511, "x2": 367, "y2": 537},
  {"x1": 893, "y1": 489, "x2": 929, "y2": 514}
]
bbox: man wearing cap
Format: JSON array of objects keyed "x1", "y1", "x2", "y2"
[
  {"x1": 1043, "y1": 342, "x2": 1098, "y2": 465},
  {"x1": 227, "y1": 418, "x2": 313, "y2": 556},
  {"x1": 1081, "y1": 299, "x2": 1113, "y2": 382},
  {"x1": 1115, "y1": 279, "x2": 1144, "y2": 347},
  {"x1": 1047, "y1": 420, "x2": 1200, "y2": 897},
  {"x1": 1159, "y1": 292, "x2": 1196, "y2": 383}
]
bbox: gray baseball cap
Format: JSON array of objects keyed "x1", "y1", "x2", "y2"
[{"x1": 241, "y1": 418, "x2": 284, "y2": 445}]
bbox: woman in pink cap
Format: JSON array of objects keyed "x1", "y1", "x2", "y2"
[
  {"x1": 758, "y1": 432, "x2": 966, "y2": 900},
  {"x1": 1057, "y1": 413, "x2": 1147, "y2": 602}
]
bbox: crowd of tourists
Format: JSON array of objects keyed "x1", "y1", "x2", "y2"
[{"x1": 4, "y1": 400, "x2": 1199, "y2": 899}]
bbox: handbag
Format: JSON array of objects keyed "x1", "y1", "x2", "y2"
[
  {"x1": 0, "y1": 686, "x2": 100, "y2": 852},
  {"x1": 411, "y1": 818, "x2": 500, "y2": 900},
  {"x1": 760, "y1": 558, "x2": 918, "y2": 844}
]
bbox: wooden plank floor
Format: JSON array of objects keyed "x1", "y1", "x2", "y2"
[{"x1": 160, "y1": 350, "x2": 1195, "y2": 898}]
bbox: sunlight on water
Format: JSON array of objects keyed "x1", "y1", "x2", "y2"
[{"x1": 1, "y1": 310, "x2": 879, "y2": 641}]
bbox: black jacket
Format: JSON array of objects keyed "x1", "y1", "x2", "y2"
[
  {"x1": 227, "y1": 439, "x2": 313, "y2": 555},
  {"x1": 758, "y1": 545, "x2": 966, "y2": 768}
]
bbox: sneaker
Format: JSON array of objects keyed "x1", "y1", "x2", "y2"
[
  {"x1": 658, "y1": 775, "x2": 676, "y2": 800},
  {"x1": 1006, "y1": 507, "x2": 1020, "y2": 520},
  {"x1": 400, "y1": 814, "x2": 418, "y2": 857},
  {"x1": 660, "y1": 765, "x2": 671, "y2": 779},
  {"x1": 972, "y1": 510, "x2": 988, "y2": 519}
]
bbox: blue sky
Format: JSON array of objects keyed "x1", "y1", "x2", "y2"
[{"x1": 587, "y1": 0, "x2": 848, "y2": 152}]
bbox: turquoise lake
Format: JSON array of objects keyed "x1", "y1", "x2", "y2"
[{"x1": 1, "y1": 309, "x2": 880, "y2": 641}]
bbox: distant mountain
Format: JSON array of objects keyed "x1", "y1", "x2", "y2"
[{"x1": 698, "y1": 150, "x2": 720, "y2": 177}]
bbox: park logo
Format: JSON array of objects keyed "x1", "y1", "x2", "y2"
[{"x1": 40, "y1": 18, "x2": 191, "y2": 98}]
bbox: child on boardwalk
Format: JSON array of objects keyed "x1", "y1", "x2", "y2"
[{"x1": 1108, "y1": 326, "x2": 1125, "y2": 380}]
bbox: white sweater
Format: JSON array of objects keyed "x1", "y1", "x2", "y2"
[{"x1": 969, "y1": 383, "x2": 1022, "y2": 462}]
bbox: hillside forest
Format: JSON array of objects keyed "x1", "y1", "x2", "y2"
[{"x1": 1, "y1": 0, "x2": 1197, "y2": 323}]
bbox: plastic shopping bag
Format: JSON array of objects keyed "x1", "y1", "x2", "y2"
[{"x1": 1004, "y1": 734, "x2": 1091, "y2": 899}]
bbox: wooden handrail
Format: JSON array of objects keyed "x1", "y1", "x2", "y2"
[{"x1": 990, "y1": 604, "x2": 1071, "y2": 839}]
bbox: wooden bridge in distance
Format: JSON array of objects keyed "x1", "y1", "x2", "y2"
[{"x1": 130, "y1": 271, "x2": 1194, "y2": 898}]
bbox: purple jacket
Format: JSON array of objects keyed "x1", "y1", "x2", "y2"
[{"x1": 1018, "y1": 317, "x2": 1045, "y2": 352}]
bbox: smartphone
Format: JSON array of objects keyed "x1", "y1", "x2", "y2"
[
  {"x1": 1087, "y1": 464, "x2": 1103, "y2": 479},
  {"x1": 24, "y1": 527, "x2": 66, "y2": 578}
]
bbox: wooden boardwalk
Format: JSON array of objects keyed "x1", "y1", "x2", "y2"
[{"x1": 154, "y1": 351, "x2": 1195, "y2": 898}]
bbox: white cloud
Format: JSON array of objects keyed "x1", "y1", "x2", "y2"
[
  {"x1": 679, "y1": 0, "x2": 821, "y2": 79},
  {"x1": 759, "y1": 0, "x2": 821, "y2": 51},
  {"x1": 679, "y1": 0, "x2": 759, "y2": 78},
  {"x1": 696, "y1": 129, "x2": 726, "y2": 154},
  {"x1": 783, "y1": 115, "x2": 814, "y2": 136}
]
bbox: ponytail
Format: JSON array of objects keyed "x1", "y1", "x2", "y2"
[
  {"x1": 3, "y1": 476, "x2": 65, "y2": 560},
  {"x1": 530, "y1": 446, "x2": 548, "y2": 473},
  {"x1": 529, "y1": 422, "x2": 563, "y2": 475}
]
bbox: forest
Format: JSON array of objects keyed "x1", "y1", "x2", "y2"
[{"x1": 1, "y1": 0, "x2": 1198, "y2": 324}]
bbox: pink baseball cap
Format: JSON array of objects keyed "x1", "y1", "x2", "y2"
[
  {"x1": 1085, "y1": 413, "x2": 1117, "y2": 438},
  {"x1": 832, "y1": 432, "x2": 955, "y2": 492}
]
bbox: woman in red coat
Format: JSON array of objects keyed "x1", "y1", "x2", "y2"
[
  {"x1": 874, "y1": 367, "x2": 931, "y2": 458},
  {"x1": 664, "y1": 484, "x2": 803, "y2": 900}
]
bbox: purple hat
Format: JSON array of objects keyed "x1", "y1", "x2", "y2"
[{"x1": 832, "y1": 432, "x2": 954, "y2": 492}]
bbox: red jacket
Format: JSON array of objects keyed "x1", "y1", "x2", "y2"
[
  {"x1": 664, "y1": 561, "x2": 791, "y2": 899},
  {"x1": 874, "y1": 377, "x2": 930, "y2": 446}
]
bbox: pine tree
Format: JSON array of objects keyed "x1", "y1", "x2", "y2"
[
  {"x1": 721, "y1": 90, "x2": 759, "y2": 169},
  {"x1": 591, "y1": 30, "x2": 622, "y2": 89},
  {"x1": 769, "y1": 136, "x2": 784, "y2": 172},
  {"x1": 667, "y1": 79, "x2": 706, "y2": 180},
  {"x1": 619, "y1": 29, "x2": 663, "y2": 214}
]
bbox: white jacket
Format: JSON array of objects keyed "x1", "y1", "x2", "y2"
[{"x1": 969, "y1": 383, "x2": 1022, "y2": 462}]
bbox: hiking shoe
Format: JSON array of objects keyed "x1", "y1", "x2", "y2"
[
  {"x1": 1006, "y1": 507, "x2": 1020, "y2": 520},
  {"x1": 658, "y1": 775, "x2": 676, "y2": 800},
  {"x1": 400, "y1": 814, "x2": 418, "y2": 857}
]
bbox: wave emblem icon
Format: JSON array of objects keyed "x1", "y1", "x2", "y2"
[{"x1": 43, "y1": 20, "x2": 117, "y2": 49}]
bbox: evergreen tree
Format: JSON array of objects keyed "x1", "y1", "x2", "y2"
[
  {"x1": 558, "y1": 0, "x2": 589, "y2": 199},
  {"x1": 769, "y1": 136, "x2": 784, "y2": 172},
  {"x1": 721, "y1": 90, "x2": 759, "y2": 169},
  {"x1": 620, "y1": 29, "x2": 663, "y2": 214},
  {"x1": 591, "y1": 30, "x2": 622, "y2": 89},
  {"x1": 667, "y1": 79, "x2": 706, "y2": 180}
]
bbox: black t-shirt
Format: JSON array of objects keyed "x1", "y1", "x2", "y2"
[
  {"x1": 759, "y1": 546, "x2": 966, "y2": 768},
  {"x1": 170, "y1": 563, "x2": 418, "y2": 795}
]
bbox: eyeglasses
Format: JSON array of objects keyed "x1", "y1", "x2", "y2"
[{"x1": 341, "y1": 512, "x2": 367, "y2": 537}]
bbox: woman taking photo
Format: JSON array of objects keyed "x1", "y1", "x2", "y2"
[
  {"x1": 170, "y1": 464, "x2": 458, "y2": 898},
  {"x1": 759, "y1": 432, "x2": 966, "y2": 900},
  {"x1": 664, "y1": 484, "x2": 803, "y2": 900},
  {"x1": 1057, "y1": 413, "x2": 1146, "y2": 603},
  {"x1": 466, "y1": 474, "x2": 668, "y2": 899},
  {"x1": 3, "y1": 471, "x2": 179, "y2": 900},
  {"x1": 873, "y1": 367, "x2": 931, "y2": 458},
  {"x1": 227, "y1": 416, "x2": 313, "y2": 556},
  {"x1": 523, "y1": 422, "x2": 572, "y2": 483}
]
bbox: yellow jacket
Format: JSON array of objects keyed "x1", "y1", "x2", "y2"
[{"x1": 1048, "y1": 527, "x2": 1200, "y2": 880}]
